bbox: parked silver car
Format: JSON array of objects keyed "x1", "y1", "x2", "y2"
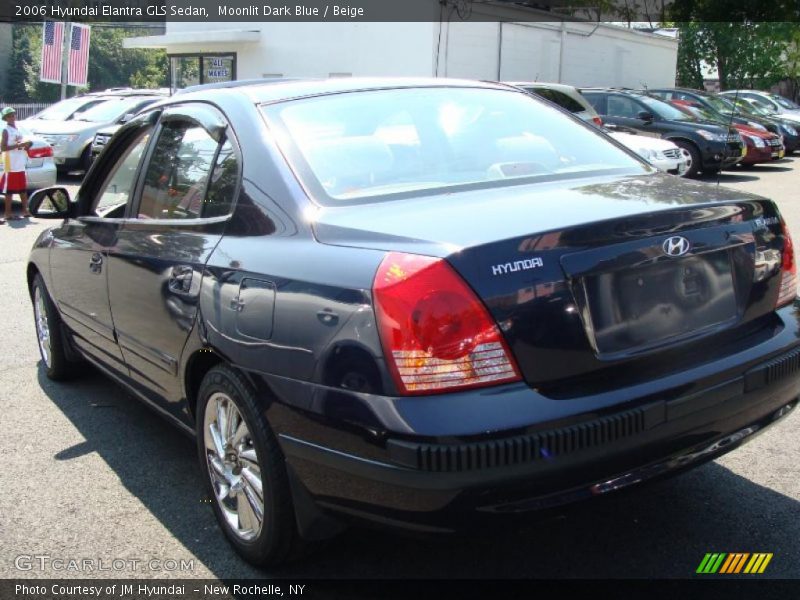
[
  {"x1": 21, "y1": 92, "x2": 166, "y2": 172},
  {"x1": 0, "y1": 130, "x2": 56, "y2": 203}
]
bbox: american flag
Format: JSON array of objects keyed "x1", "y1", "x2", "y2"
[
  {"x1": 40, "y1": 21, "x2": 64, "y2": 84},
  {"x1": 67, "y1": 24, "x2": 91, "y2": 87}
]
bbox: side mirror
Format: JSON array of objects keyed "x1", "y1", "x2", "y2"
[
  {"x1": 637, "y1": 111, "x2": 655, "y2": 122},
  {"x1": 28, "y1": 187, "x2": 75, "y2": 219},
  {"x1": 119, "y1": 113, "x2": 134, "y2": 124}
]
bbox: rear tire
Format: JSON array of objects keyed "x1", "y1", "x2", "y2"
[
  {"x1": 196, "y1": 364, "x2": 307, "y2": 567},
  {"x1": 31, "y1": 274, "x2": 76, "y2": 380},
  {"x1": 673, "y1": 141, "x2": 701, "y2": 177}
]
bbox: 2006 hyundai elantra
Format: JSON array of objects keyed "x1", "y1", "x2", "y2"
[{"x1": 27, "y1": 78, "x2": 799, "y2": 566}]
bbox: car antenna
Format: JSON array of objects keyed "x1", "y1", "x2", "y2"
[{"x1": 719, "y1": 82, "x2": 742, "y2": 188}]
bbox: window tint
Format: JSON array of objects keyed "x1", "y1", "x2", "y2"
[
  {"x1": 138, "y1": 120, "x2": 236, "y2": 220},
  {"x1": 94, "y1": 131, "x2": 151, "y2": 216},
  {"x1": 531, "y1": 88, "x2": 585, "y2": 113},
  {"x1": 582, "y1": 93, "x2": 604, "y2": 112},
  {"x1": 607, "y1": 95, "x2": 642, "y2": 118}
]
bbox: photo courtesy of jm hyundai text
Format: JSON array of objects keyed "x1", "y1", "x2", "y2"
[{"x1": 25, "y1": 78, "x2": 800, "y2": 567}]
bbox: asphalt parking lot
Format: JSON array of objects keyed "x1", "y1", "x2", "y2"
[{"x1": 1, "y1": 164, "x2": 799, "y2": 581}]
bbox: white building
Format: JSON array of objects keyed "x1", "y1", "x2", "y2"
[{"x1": 125, "y1": 4, "x2": 677, "y2": 91}]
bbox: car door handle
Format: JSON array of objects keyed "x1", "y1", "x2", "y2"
[
  {"x1": 89, "y1": 252, "x2": 103, "y2": 274},
  {"x1": 317, "y1": 309, "x2": 339, "y2": 326},
  {"x1": 168, "y1": 265, "x2": 193, "y2": 294}
]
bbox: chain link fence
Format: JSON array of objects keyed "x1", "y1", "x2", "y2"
[{"x1": 0, "y1": 102, "x2": 54, "y2": 119}]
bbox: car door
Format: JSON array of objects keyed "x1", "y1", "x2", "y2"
[
  {"x1": 602, "y1": 94, "x2": 664, "y2": 138},
  {"x1": 105, "y1": 104, "x2": 240, "y2": 418},
  {"x1": 48, "y1": 116, "x2": 155, "y2": 377}
]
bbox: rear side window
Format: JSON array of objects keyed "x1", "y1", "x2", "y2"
[
  {"x1": 530, "y1": 88, "x2": 585, "y2": 113},
  {"x1": 137, "y1": 121, "x2": 237, "y2": 220},
  {"x1": 583, "y1": 93, "x2": 605, "y2": 113}
]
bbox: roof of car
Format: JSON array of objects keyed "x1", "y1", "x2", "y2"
[
  {"x1": 173, "y1": 77, "x2": 516, "y2": 105},
  {"x1": 648, "y1": 87, "x2": 710, "y2": 95},
  {"x1": 81, "y1": 88, "x2": 168, "y2": 98},
  {"x1": 580, "y1": 88, "x2": 645, "y2": 96},
  {"x1": 504, "y1": 81, "x2": 578, "y2": 92}
]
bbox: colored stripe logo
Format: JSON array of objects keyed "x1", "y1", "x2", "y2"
[{"x1": 696, "y1": 553, "x2": 773, "y2": 574}]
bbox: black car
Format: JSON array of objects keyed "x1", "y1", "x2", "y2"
[
  {"x1": 582, "y1": 89, "x2": 745, "y2": 177},
  {"x1": 27, "y1": 79, "x2": 799, "y2": 567},
  {"x1": 647, "y1": 87, "x2": 800, "y2": 153}
]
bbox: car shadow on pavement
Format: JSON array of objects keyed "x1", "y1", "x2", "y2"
[
  {"x1": 741, "y1": 165, "x2": 795, "y2": 173},
  {"x1": 708, "y1": 172, "x2": 761, "y2": 183},
  {"x1": 36, "y1": 363, "x2": 800, "y2": 579}
]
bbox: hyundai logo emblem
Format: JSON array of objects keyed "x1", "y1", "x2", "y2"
[{"x1": 662, "y1": 236, "x2": 691, "y2": 257}]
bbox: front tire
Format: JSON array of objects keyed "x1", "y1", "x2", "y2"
[
  {"x1": 196, "y1": 365, "x2": 303, "y2": 567},
  {"x1": 32, "y1": 273, "x2": 75, "y2": 380},
  {"x1": 674, "y1": 141, "x2": 701, "y2": 177}
]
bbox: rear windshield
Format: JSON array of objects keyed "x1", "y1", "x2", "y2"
[
  {"x1": 34, "y1": 98, "x2": 105, "y2": 121},
  {"x1": 73, "y1": 98, "x2": 153, "y2": 123},
  {"x1": 771, "y1": 94, "x2": 800, "y2": 110},
  {"x1": 526, "y1": 88, "x2": 587, "y2": 113},
  {"x1": 262, "y1": 87, "x2": 645, "y2": 205}
]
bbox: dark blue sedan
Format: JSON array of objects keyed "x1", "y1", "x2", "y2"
[{"x1": 26, "y1": 78, "x2": 799, "y2": 567}]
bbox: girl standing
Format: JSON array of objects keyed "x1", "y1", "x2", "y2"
[{"x1": 1, "y1": 107, "x2": 33, "y2": 224}]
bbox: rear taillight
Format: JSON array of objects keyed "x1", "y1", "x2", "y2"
[
  {"x1": 777, "y1": 219, "x2": 797, "y2": 308},
  {"x1": 373, "y1": 252, "x2": 522, "y2": 395},
  {"x1": 592, "y1": 116, "x2": 603, "y2": 126},
  {"x1": 27, "y1": 146, "x2": 53, "y2": 158}
]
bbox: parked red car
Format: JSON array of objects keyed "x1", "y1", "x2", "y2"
[{"x1": 671, "y1": 100, "x2": 784, "y2": 166}]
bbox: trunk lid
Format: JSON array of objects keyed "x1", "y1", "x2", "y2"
[{"x1": 313, "y1": 173, "x2": 787, "y2": 394}]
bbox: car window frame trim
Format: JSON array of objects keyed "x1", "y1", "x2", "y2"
[{"x1": 125, "y1": 102, "x2": 242, "y2": 224}]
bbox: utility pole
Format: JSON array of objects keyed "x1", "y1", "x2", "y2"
[{"x1": 60, "y1": 21, "x2": 71, "y2": 100}]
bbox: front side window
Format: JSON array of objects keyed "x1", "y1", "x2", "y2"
[
  {"x1": 94, "y1": 131, "x2": 151, "y2": 216},
  {"x1": 263, "y1": 87, "x2": 645, "y2": 205},
  {"x1": 137, "y1": 120, "x2": 237, "y2": 220}
]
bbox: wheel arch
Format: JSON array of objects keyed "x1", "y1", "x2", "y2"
[
  {"x1": 183, "y1": 347, "x2": 275, "y2": 423},
  {"x1": 26, "y1": 262, "x2": 41, "y2": 298}
]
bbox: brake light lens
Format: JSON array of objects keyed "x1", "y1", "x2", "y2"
[
  {"x1": 777, "y1": 219, "x2": 797, "y2": 308},
  {"x1": 373, "y1": 252, "x2": 522, "y2": 395},
  {"x1": 27, "y1": 145, "x2": 53, "y2": 158},
  {"x1": 592, "y1": 116, "x2": 603, "y2": 126}
]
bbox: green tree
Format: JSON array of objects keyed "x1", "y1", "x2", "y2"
[
  {"x1": 675, "y1": 22, "x2": 705, "y2": 89},
  {"x1": 674, "y1": 22, "x2": 793, "y2": 91},
  {"x1": 7, "y1": 23, "x2": 167, "y2": 102}
]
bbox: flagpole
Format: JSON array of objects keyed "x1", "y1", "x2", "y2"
[{"x1": 60, "y1": 21, "x2": 71, "y2": 100}]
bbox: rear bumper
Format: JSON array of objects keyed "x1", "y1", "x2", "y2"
[
  {"x1": 266, "y1": 306, "x2": 800, "y2": 534},
  {"x1": 25, "y1": 163, "x2": 57, "y2": 191}
]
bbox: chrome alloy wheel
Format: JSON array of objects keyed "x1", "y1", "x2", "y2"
[
  {"x1": 203, "y1": 392, "x2": 264, "y2": 541},
  {"x1": 33, "y1": 286, "x2": 52, "y2": 368},
  {"x1": 679, "y1": 147, "x2": 693, "y2": 177}
]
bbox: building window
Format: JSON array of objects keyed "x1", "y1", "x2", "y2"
[{"x1": 169, "y1": 54, "x2": 237, "y2": 92}]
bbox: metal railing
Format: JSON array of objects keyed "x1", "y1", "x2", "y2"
[{"x1": 0, "y1": 102, "x2": 54, "y2": 119}]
